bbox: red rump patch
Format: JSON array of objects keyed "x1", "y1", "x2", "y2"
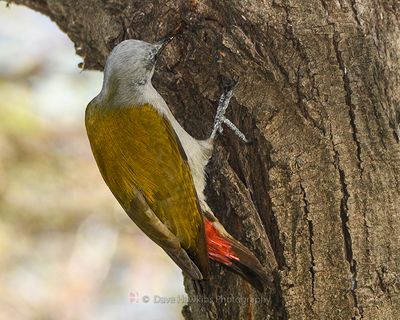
[{"x1": 204, "y1": 219, "x2": 239, "y2": 266}]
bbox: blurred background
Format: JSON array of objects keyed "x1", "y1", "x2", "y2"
[{"x1": 0, "y1": 3, "x2": 185, "y2": 319}]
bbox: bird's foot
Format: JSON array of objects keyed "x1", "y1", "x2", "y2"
[{"x1": 210, "y1": 81, "x2": 249, "y2": 143}]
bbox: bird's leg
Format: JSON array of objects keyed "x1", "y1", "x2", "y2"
[{"x1": 210, "y1": 83, "x2": 249, "y2": 143}]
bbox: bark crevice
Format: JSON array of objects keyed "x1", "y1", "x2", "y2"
[
  {"x1": 338, "y1": 167, "x2": 362, "y2": 319},
  {"x1": 333, "y1": 32, "x2": 364, "y2": 177},
  {"x1": 350, "y1": 0, "x2": 362, "y2": 27},
  {"x1": 298, "y1": 175, "x2": 316, "y2": 305},
  {"x1": 330, "y1": 129, "x2": 363, "y2": 319},
  {"x1": 296, "y1": 66, "x2": 325, "y2": 134}
]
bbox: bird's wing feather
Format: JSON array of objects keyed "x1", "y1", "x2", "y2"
[
  {"x1": 128, "y1": 188, "x2": 204, "y2": 279},
  {"x1": 85, "y1": 102, "x2": 208, "y2": 278}
]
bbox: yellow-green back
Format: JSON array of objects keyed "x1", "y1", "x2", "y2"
[{"x1": 85, "y1": 102, "x2": 207, "y2": 267}]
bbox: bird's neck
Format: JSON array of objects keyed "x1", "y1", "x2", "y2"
[
  {"x1": 97, "y1": 73, "x2": 193, "y2": 145},
  {"x1": 99, "y1": 73, "x2": 163, "y2": 110}
]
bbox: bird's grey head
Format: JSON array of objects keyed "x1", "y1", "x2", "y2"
[{"x1": 100, "y1": 39, "x2": 166, "y2": 102}]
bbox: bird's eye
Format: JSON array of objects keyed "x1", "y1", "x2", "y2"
[{"x1": 137, "y1": 79, "x2": 147, "y2": 86}]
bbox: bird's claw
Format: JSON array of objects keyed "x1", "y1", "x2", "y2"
[{"x1": 210, "y1": 83, "x2": 249, "y2": 143}]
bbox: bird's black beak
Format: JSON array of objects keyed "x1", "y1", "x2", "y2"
[{"x1": 153, "y1": 35, "x2": 174, "y2": 59}]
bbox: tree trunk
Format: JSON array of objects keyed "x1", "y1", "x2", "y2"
[{"x1": 8, "y1": 0, "x2": 400, "y2": 319}]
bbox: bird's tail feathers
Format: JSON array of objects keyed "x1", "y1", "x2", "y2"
[{"x1": 204, "y1": 217, "x2": 272, "y2": 291}]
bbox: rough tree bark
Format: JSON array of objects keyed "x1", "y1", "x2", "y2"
[{"x1": 6, "y1": 0, "x2": 400, "y2": 319}]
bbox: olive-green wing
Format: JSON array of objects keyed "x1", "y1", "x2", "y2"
[
  {"x1": 85, "y1": 102, "x2": 208, "y2": 278},
  {"x1": 128, "y1": 189, "x2": 205, "y2": 279}
]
